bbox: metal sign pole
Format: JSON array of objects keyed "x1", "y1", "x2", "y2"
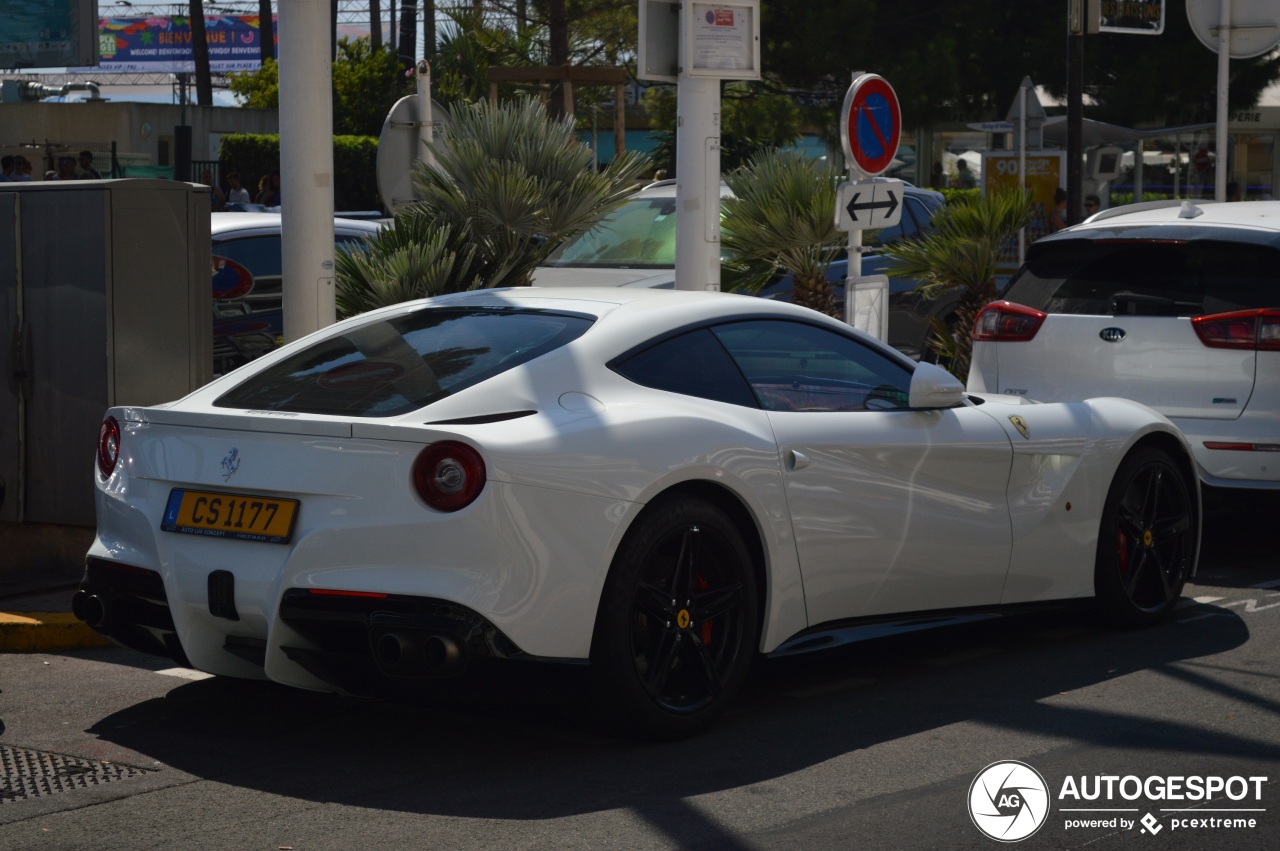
[
  {"x1": 1216, "y1": 0, "x2": 1231, "y2": 202},
  {"x1": 674, "y1": 74, "x2": 721, "y2": 291},
  {"x1": 278, "y1": 0, "x2": 337, "y2": 341},
  {"x1": 417, "y1": 60, "x2": 435, "y2": 170}
]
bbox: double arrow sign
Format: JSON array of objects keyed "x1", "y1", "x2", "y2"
[{"x1": 835, "y1": 179, "x2": 905, "y2": 232}]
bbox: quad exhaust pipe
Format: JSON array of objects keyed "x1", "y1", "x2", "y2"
[
  {"x1": 71, "y1": 591, "x2": 109, "y2": 629},
  {"x1": 372, "y1": 628, "x2": 465, "y2": 677}
]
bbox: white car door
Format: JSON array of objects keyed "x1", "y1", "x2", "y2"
[{"x1": 712, "y1": 320, "x2": 1015, "y2": 626}]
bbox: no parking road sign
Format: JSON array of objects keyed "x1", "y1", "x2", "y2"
[{"x1": 841, "y1": 73, "x2": 901, "y2": 177}]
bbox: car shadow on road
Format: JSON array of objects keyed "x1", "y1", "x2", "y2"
[
  {"x1": 83, "y1": 601, "x2": 1266, "y2": 835},
  {"x1": 1195, "y1": 487, "x2": 1280, "y2": 586}
]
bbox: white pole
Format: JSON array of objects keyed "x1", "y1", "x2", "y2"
[
  {"x1": 1216, "y1": 0, "x2": 1231, "y2": 202},
  {"x1": 416, "y1": 60, "x2": 435, "y2": 169},
  {"x1": 278, "y1": 0, "x2": 337, "y2": 340},
  {"x1": 674, "y1": 74, "x2": 721, "y2": 291},
  {"x1": 845, "y1": 73, "x2": 864, "y2": 329}
]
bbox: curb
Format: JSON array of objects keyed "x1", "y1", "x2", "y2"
[{"x1": 0, "y1": 612, "x2": 113, "y2": 653}]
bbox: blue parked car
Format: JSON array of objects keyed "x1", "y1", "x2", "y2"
[{"x1": 534, "y1": 179, "x2": 955, "y2": 360}]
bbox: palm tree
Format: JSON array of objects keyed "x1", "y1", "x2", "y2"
[
  {"x1": 335, "y1": 98, "x2": 649, "y2": 315},
  {"x1": 880, "y1": 188, "x2": 1032, "y2": 379},
  {"x1": 335, "y1": 211, "x2": 489, "y2": 319},
  {"x1": 407, "y1": 97, "x2": 649, "y2": 287},
  {"x1": 721, "y1": 149, "x2": 844, "y2": 318}
]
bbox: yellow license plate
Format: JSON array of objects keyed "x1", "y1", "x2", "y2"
[{"x1": 161, "y1": 489, "x2": 299, "y2": 544}]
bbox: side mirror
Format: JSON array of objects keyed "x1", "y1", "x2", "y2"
[{"x1": 908, "y1": 361, "x2": 965, "y2": 409}]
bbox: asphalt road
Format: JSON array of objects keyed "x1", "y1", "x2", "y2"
[{"x1": 0, "y1": 493, "x2": 1276, "y2": 850}]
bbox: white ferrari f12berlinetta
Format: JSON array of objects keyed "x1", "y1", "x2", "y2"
[{"x1": 80, "y1": 288, "x2": 1200, "y2": 738}]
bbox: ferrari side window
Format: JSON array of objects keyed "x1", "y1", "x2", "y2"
[
  {"x1": 713, "y1": 320, "x2": 913, "y2": 412},
  {"x1": 612, "y1": 329, "x2": 758, "y2": 407}
]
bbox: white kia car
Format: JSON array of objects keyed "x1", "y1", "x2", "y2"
[
  {"x1": 79, "y1": 288, "x2": 1198, "y2": 737},
  {"x1": 968, "y1": 199, "x2": 1279, "y2": 493}
]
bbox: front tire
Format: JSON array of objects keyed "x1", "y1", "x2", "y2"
[
  {"x1": 591, "y1": 495, "x2": 759, "y2": 739},
  {"x1": 1095, "y1": 447, "x2": 1196, "y2": 626}
]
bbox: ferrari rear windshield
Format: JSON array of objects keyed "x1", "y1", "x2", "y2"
[{"x1": 214, "y1": 307, "x2": 594, "y2": 416}]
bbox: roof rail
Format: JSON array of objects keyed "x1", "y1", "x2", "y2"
[{"x1": 1085, "y1": 198, "x2": 1196, "y2": 223}]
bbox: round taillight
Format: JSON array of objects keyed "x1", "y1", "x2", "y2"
[
  {"x1": 412, "y1": 441, "x2": 486, "y2": 512},
  {"x1": 97, "y1": 416, "x2": 121, "y2": 478}
]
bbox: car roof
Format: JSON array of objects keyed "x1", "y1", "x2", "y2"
[
  {"x1": 347, "y1": 286, "x2": 848, "y2": 338},
  {"x1": 631, "y1": 178, "x2": 940, "y2": 204},
  {"x1": 1039, "y1": 199, "x2": 1280, "y2": 248},
  {"x1": 211, "y1": 211, "x2": 384, "y2": 238}
]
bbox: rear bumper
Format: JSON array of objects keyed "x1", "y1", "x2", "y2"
[
  {"x1": 74, "y1": 557, "x2": 550, "y2": 696},
  {"x1": 74, "y1": 558, "x2": 191, "y2": 666},
  {"x1": 276, "y1": 588, "x2": 529, "y2": 696},
  {"x1": 1171, "y1": 415, "x2": 1280, "y2": 490}
]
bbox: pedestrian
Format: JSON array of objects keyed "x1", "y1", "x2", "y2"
[
  {"x1": 1084, "y1": 194, "x2": 1101, "y2": 217},
  {"x1": 254, "y1": 173, "x2": 272, "y2": 204},
  {"x1": 201, "y1": 168, "x2": 227, "y2": 211},
  {"x1": 77, "y1": 150, "x2": 102, "y2": 179},
  {"x1": 1048, "y1": 187, "x2": 1068, "y2": 232},
  {"x1": 266, "y1": 169, "x2": 281, "y2": 206},
  {"x1": 955, "y1": 158, "x2": 976, "y2": 189},
  {"x1": 0, "y1": 155, "x2": 13, "y2": 181},
  {"x1": 55, "y1": 156, "x2": 78, "y2": 180},
  {"x1": 12, "y1": 156, "x2": 33, "y2": 181},
  {"x1": 225, "y1": 171, "x2": 251, "y2": 203}
]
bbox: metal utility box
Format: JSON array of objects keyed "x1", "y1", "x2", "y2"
[{"x1": 1, "y1": 179, "x2": 211, "y2": 533}]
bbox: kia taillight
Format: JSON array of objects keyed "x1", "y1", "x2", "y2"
[
  {"x1": 972, "y1": 301, "x2": 1048, "y2": 342},
  {"x1": 97, "y1": 416, "x2": 121, "y2": 478},
  {"x1": 413, "y1": 441, "x2": 486, "y2": 512},
  {"x1": 1192, "y1": 308, "x2": 1280, "y2": 350}
]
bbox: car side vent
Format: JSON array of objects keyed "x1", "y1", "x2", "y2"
[
  {"x1": 1178, "y1": 201, "x2": 1204, "y2": 219},
  {"x1": 425, "y1": 410, "x2": 537, "y2": 426}
]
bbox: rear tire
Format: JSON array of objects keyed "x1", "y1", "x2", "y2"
[
  {"x1": 590, "y1": 495, "x2": 759, "y2": 739},
  {"x1": 1094, "y1": 447, "x2": 1196, "y2": 626}
]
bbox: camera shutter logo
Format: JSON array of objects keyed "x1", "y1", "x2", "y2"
[{"x1": 968, "y1": 760, "x2": 1050, "y2": 842}]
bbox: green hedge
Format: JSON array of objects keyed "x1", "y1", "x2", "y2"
[
  {"x1": 218, "y1": 133, "x2": 382, "y2": 212},
  {"x1": 940, "y1": 188, "x2": 980, "y2": 205},
  {"x1": 1107, "y1": 192, "x2": 1173, "y2": 207}
]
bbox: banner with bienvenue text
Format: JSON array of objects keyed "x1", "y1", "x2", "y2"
[{"x1": 70, "y1": 16, "x2": 277, "y2": 74}]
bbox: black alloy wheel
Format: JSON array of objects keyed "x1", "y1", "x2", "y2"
[
  {"x1": 1095, "y1": 447, "x2": 1196, "y2": 626},
  {"x1": 591, "y1": 495, "x2": 759, "y2": 739}
]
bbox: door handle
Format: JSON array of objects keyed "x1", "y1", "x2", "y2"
[{"x1": 785, "y1": 449, "x2": 810, "y2": 471}]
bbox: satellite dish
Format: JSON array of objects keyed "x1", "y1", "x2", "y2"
[
  {"x1": 1187, "y1": 0, "x2": 1280, "y2": 58},
  {"x1": 376, "y1": 96, "x2": 451, "y2": 212}
]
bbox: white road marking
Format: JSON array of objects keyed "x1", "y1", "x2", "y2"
[
  {"x1": 155, "y1": 668, "x2": 214, "y2": 681},
  {"x1": 1176, "y1": 596, "x2": 1225, "y2": 609},
  {"x1": 1222, "y1": 594, "x2": 1280, "y2": 613}
]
